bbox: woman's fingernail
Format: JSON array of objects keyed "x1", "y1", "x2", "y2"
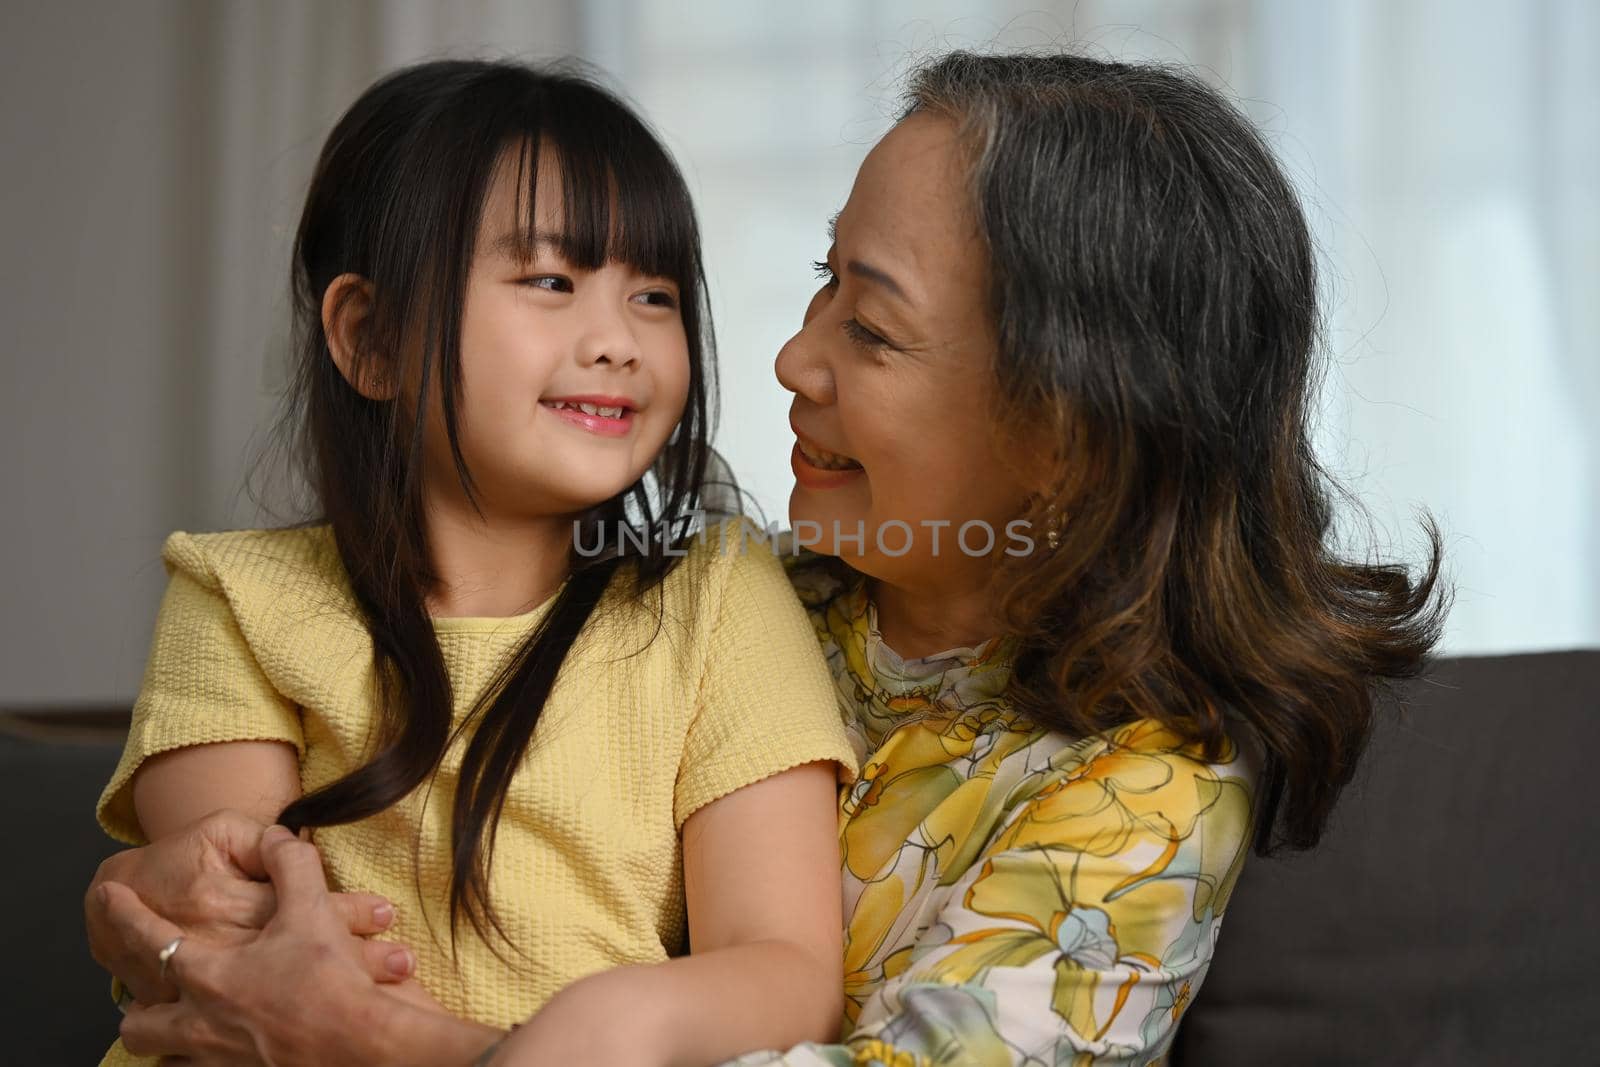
[
  {"x1": 263, "y1": 824, "x2": 292, "y2": 841},
  {"x1": 386, "y1": 949, "x2": 414, "y2": 977},
  {"x1": 373, "y1": 902, "x2": 395, "y2": 928}
]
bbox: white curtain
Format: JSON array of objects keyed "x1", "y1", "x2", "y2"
[
  {"x1": 1241, "y1": 0, "x2": 1599, "y2": 653},
  {"x1": 586, "y1": 0, "x2": 1600, "y2": 655},
  {"x1": 3, "y1": 0, "x2": 1592, "y2": 707}
]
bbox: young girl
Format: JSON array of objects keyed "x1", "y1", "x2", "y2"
[{"x1": 95, "y1": 59, "x2": 857, "y2": 1065}]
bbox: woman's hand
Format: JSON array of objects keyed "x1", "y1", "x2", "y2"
[
  {"x1": 104, "y1": 825, "x2": 481, "y2": 1067},
  {"x1": 84, "y1": 809, "x2": 403, "y2": 1003}
]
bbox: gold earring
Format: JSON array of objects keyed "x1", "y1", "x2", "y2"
[{"x1": 1044, "y1": 501, "x2": 1062, "y2": 551}]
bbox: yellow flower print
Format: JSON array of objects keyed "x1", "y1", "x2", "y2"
[
  {"x1": 839, "y1": 718, "x2": 1044, "y2": 1025},
  {"x1": 851, "y1": 1040, "x2": 929, "y2": 1067},
  {"x1": 921, "y1": 849, "x2": 1145, "y2": 1040},
  {"x1": 992, "y1": 721, "x2": 1251, "y2": 914},
  {"x1": 841, "y1": 715, "x2": 1034, "y2": 882}
]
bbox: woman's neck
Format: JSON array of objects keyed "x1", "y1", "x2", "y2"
[
  {"x1": 420, "y1": 492, "x2": 574, "y2": 619},
  {"x1": 867, "y1": 571, "x2": 1002, "y2": 660}
]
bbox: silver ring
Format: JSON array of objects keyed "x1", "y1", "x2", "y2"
[
  {"x1": 157, "y1": 936, "x2": 184, "y2": 981},
  {"x1": 112, "y1": 976, "x2": 136, "y2": 1015}
]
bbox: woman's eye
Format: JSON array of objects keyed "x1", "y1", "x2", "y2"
[
  {"x1": 521, "y1": 275, "x2": 573, "y2": 293},
  {"x1": 811, "y1": 259, "x2": 837, "y2": 287},
  {"x1": 842, "y1": 318, "x2": 889, "y2": 350}
]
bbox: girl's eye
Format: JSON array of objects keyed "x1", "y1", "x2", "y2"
[
  {"x1": 634, "y1": 290, "x2": 679, "y2": 309},
  {"x1": 521, "y1": 275, "x2": 573, "y2": 293},
  {"x1": 811, "y1": 259, "x2": 837, "y2": 287},
  {"x1": 842, "y1": 318, "x2": 889, "y2": 350}
]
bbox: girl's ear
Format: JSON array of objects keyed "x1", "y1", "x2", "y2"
[{"x1": 322, "y1": 272, "x2": 397, "y2": 401}]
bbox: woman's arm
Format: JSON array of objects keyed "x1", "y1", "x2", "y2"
[
  {"x1": 496, "y1": 760, "x2": 845, "y2": 1065},
  {"x1": 85, "y1": 810, "x2": 405, "y2": 1007},
  {"x1": 100, "y1": 762, "x2": 845, "y2": 1067},
  {"x1": 90, "y1": 743, "x2": 305, "y2": 1006},
  {"x1": 90, "y1": 735, "x2": 409, "y2": 1006},
  {"x1": 105, "y1": 826, "x2": 501, "y2": 1067}
]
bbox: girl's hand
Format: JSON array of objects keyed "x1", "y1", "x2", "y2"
[
  {"x1": 105, "y1": 825, "x2": 413, "y2": 1067},
  {"x1": 84, "y1": 809, "x2": 403, "y2": 1003}
]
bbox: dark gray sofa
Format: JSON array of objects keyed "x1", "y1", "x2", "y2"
[
  {"x1": 1173, "y1": 650, "x2": 1599, "y2": 1065},
  {"x1": 6, "y1": 650, "x2": 1596, "y2": 1065}
]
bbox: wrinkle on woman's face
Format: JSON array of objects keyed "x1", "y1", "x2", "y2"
[{"x1": 776, "y1": 112, "x2": 1044, "y2": 590}]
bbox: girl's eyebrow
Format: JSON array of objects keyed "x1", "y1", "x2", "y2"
[{"x1": 487, "y1": 228, "x2": 572, "y2": 262}]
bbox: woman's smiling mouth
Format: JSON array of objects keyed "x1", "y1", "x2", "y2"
[
  {"x1": 795, "y1": 438, "x2": 862, "y2": 471},
  {"x1": 790, "y1": 425, "x2": 864, "y2": 489}
]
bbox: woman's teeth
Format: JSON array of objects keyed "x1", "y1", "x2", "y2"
[
  {"x1": 798, "y1": 440, "x2": 862, "y2": 471},
  {"x1": 546, "y1": 400, "x2": 625, "y2": 418}
]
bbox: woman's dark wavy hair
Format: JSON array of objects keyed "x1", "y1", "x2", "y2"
[
  {"x1": 906, "y1": 50, "x2": 1449, "y2": 852},
  {"x1": 271, "y1": 58, "x2": 719, "y2": 949}
]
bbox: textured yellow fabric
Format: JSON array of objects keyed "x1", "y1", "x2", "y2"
[{"x1": 96, "y1": 517, "x2": 857, "y2": 1064}]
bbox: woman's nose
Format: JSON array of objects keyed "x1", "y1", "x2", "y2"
[{"x1": 774, "y1": 320, "x2": 835, "y2": 405}]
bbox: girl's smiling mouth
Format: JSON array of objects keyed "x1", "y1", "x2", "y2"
[{"x1": 541, "y1": 394, "x2": 638, "y2": 437}]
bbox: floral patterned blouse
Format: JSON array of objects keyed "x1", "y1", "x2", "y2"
[{"x1": 731, "y1": 550, "x2": 1257, "y2": 1067}]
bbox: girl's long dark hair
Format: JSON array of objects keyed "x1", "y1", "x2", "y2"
[
  {"x1": 907, "y1": 51, "x2": 1449, "y2": 852},
  {"x1": 271, "y1": 59, "x2": 719, "y2": 949}
]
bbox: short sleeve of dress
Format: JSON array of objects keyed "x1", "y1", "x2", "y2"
[
  {"x1": 673, "y1": 523, "x2": 859, "y2": 830},
  {"x1": 96, "y1": 532, "x2": 304, "y2": 845}
]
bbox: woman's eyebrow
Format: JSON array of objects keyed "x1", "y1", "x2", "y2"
[
  {"x1": 828, "y1": 212, "x2": 913, "y2": 305},
  {"x1": 847, "y1": 260, "x2": 910, "y2": 304}
]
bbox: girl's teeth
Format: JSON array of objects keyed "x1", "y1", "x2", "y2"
[{"x1": 552, "y1": 401, "x2": 624, "y2": 418}]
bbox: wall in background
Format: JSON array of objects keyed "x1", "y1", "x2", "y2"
[{"x1": 3, "y1": 0, "x2": 1594, "y2": 707}]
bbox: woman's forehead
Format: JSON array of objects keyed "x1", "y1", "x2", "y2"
[
  {"x1": 849, "y1": 116, "x2": 965, "y2": 222},
  {"x1": 837, "y1": 115, "x2": 986, "y2": 305}
]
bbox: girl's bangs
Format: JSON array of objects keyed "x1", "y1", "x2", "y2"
[{"x1": 509, "y1": 95, "x2": 698, "y2": 286}]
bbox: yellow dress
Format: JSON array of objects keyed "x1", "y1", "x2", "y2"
[
  {"x1": 97, "y1": 517, "x2": 857, "y2": 1066},
  {"x1": 728, "y1": 549, "x2": 1257, "y2": 1067}
]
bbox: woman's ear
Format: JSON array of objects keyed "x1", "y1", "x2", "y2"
[{"x1": 321, "y1": 272, "x2": 396, "y2": 401}]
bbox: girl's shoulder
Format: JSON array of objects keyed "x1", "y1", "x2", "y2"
[
  {"x1": 161, "y1": 524, "x2": 341, "y2": 589},
  {"x1": 653, "y1": 516, "x2": 806, "y2": 614},
  {"x1": 587, "y1": 517, "x2": 833, "y2": 691},
  {"x1": 157, "y1": 524, "x2": 362, "y2": 641},
  {"x1": 674, "y1": 520, "x2": 869, "y2": 631}
]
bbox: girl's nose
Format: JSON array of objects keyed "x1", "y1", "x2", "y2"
[{"x1": 577, "y1": 313, "x2": 641, "y2": 370}]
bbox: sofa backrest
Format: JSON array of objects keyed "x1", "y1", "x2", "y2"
[{"x1": 1174, "y1": 650, "x2": 1600, "y2": 1065}]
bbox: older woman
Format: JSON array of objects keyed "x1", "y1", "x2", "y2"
[{"x1": 87, "y1": 50, "x2": 1443, "y2": 1065}]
